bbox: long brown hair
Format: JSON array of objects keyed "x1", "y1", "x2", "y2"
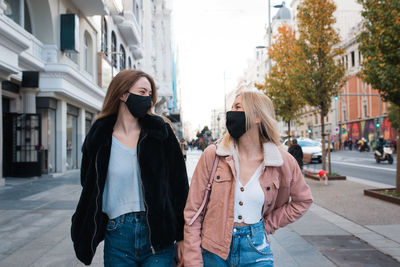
[{"x1": 95, "y1": 70, "x2": 158, "y2": 121}]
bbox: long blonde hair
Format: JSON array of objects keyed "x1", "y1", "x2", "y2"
[{"x1": 223, "y1": 91, "x2": 281, "y2": 146}]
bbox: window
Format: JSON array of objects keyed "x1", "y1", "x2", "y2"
[
  {"x1": 315, "y1": 116, "x2": 318, "y2": 124},
  {"x1": 4, "y1": 0, "x2": 32, "y2": 33},
  {"x1": 343, "y1": 110, "x2": 346, "y2": 121},
  {"x1": 351, "y1": 51, "x2": 355, "y2": 67},
  {"x1": 119, "y1": 45, "x2": 126, "y2": 70},
  {"x1": 345, "y1": 55, "x2": 348, "y2": 70},
  {"x1": 111, "y1": 31, "x2": 117, "y2": 68},
  {"x1": 359, "y1": 51, "x2": 362, "y2": 66},
  {"x1": 102, "y1": 18, "x2": 108, "y2": 56},
  {"x1": 83, "y1": 32, "x2": 93, "y2": 74},
  {"x1": 364, "y1": 104, "x2": 368, "y2": 117},
  {"x1": 128, "y1": 57, "x2": 132, "y2": 69}
]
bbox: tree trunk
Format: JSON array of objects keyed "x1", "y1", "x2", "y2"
[
  {"x1": 396, "y1": 107, "x2": 400, "y2": 194},
  {"x1": 288, "y1": 119, "x2": 291, "y2": 145},
  {"x1": 321, "y1": 111, "x2": 326, "y2": 171},
  {"x1": 328, "y1": 133, "x2": 331, "y2": 174}
]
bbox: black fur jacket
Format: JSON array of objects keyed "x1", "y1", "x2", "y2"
[{"x1": 71, "y1": 114, "x2": 189, "y2": 265}]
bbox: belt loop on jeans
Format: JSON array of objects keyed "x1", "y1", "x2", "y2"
[{"x1": 120, "y1": 214, "x2": 126, "y2": 224}]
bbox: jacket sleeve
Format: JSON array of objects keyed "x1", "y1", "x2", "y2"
[
  {"x1": 165, "y1": 125, "x2": 189, "y2": 242},
  {"x1": 183, "y1": 145, "x2": 216, "y2": 267},
  {"x1": 264, "y1": 160, "x2": 313, "y2": 234},
  {"x1": 80, "y1": 138, "x2": 90, "y2": 187}
]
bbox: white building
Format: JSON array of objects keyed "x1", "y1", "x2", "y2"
[
  {"x1": 210, "y1": 108, "x2": 226, "y2": 139},
  {"x1": 290, "y1": 0, "x2": 363, "y2": 139},
  {"x1": 291, "y1": 0, "x2": 362, "y2": 41},
  {"x1": 0, "y1": 0, "x2": 176, "y2": 183}
]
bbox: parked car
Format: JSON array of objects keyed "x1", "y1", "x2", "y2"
[
  {"x1": 283, "y1": 138, "x2": 322, "y2": 163},
  {"x1": 316, "y1": 138, "x2": 334, "y2": 152}
]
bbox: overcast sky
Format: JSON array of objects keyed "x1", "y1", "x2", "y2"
[{"x1": 172, "y1": 0, "x2": 291, "y2": 131}]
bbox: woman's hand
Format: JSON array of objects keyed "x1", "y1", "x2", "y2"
[{"x1": 176, "y1": 241, "x2": 184, "y2": 267}]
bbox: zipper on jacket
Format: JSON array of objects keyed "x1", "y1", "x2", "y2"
[
  {"x1": 90, "y1": 148, "x2": 101, "y2": 257},
  {"x1": 137, "y1": 133, "x2": 156, "y2": 254}
]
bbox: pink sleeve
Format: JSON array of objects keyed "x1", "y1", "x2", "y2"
[{"x1": 264, "y1": 163, "x2": 313, "y2": 234}]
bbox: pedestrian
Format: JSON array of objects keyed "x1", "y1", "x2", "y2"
[
  {"x1": 183, "y1": 91, "x2": 313, "y2": 266},
  {"x1": 180, "y1": 138, "x2": 188, "y2": 161},
  {"x1": 288, "y1": 139, "x2": 304, "y2": 169},
  {"x1": 71, "y1": 70, "x2": 189, "y2": 266}
]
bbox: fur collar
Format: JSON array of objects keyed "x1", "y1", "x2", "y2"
[
  {"x1": 84, "y1": 114, "x2": 168, "y2": 152},
  {"x1": 216, "y1": 137, "x2": 283, "y2": 167}
]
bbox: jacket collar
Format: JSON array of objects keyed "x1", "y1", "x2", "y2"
[
  {"x1": 216, "y1": 137, "x2": 283, "y2": 167},
  {"x1": 85, "y1": 113, "x2": 168, "y2": 152}
]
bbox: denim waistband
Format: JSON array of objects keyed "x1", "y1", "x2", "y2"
[
  {"x1": 232, "y1": 220, "x2": 265, "y2": 236},
  {"x1": 111, "y1": 211, "x2": 146, "y2": 224}
]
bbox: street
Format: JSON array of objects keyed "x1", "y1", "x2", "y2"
[
  {"x1": 0, "y1": 149, "x2": 399, "y2": 266},
  {"x1": 306, "y1": 150, "x2": 397, "y2": 186}
]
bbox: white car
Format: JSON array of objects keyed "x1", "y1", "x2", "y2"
[{"x1": 283, "y1": 138, "x2": 322, "y2": 163}]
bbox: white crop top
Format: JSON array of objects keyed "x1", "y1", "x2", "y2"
[{"x1": 233, "y1": 148, "x2": 265, "y2": 224}]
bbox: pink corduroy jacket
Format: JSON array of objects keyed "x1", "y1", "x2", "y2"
[{"x1": 183, "y1": 140, "x2": 313, "y2": 267}]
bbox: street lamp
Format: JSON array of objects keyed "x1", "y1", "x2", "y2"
[{"x1": 266, "y1": 1, "x2": 286, "y2": 70}]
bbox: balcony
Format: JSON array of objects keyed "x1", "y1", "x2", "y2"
[
  {"x1": 130, "y1": 45, "x2": 143, "y2": 60},
  {"x1": 70, "y1": 0, "x2": 108, "y2": 16},
  {"x1": 19, "y1": 34, "x2": 45, "y2": 71},
  {"x1": 112, "y1": 11, "x2": 141, "y2": 46}
]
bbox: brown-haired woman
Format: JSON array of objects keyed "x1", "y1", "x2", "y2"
[{"x1": 71, "y1": 70, "x2": 189, "y2": 266}]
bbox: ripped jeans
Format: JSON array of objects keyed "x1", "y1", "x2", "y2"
[{"x1": 202, "y1": 220, "x2": 274, "y2": 267}]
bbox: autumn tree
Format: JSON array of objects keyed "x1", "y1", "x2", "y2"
[
  {"x1": 296, "y1": 0, "x2": 346, "y2": 171},
  {"x1": 256, "y1": 24, "x2": 305, "y2": 144},
  {"x1": 357, "y1": 0, "x2": 400, "y2": 193}
]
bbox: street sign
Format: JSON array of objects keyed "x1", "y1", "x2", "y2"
[{"x1": 335, "y1": 127, "x2": 339, "y2": 134}]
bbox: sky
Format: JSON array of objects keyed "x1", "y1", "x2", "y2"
[{"x1": 172, "y1": 0, "x2": 291, "y2": 132}]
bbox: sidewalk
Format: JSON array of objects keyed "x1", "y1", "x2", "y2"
[{"x1": 0, "y1": 150, "x2": 398, "y2": 266}]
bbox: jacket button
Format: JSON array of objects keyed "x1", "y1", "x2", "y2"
[
  {"x1": 266, "y1": 186, "x2": 271, "y2": 191},
  {"x1": 239, "y1": 201, "x2": 243, "y2": 206},
  {"x1": 240, "y1": 187, "x2": 244, "y2": 192},
  {"x1": 216, "y1": 175, "x2": 220, "y2": 180},
  {"x1": 238, "y1": 215, "x2": 242, "y2": 220}
]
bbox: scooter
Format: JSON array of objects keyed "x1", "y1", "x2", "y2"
[
  {"x1": 374, "y1": 145, "x2": 393, "y2": 164},
  {"x1": 359, "y1": 143, "x2": 370, "y2": 152}
]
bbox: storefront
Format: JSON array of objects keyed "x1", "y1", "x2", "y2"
[
  {"x1": 339, "y1": 117, "x2": 397, "y2": 145},
  {"x1": 66, "y1": 104, "x2": 79, "y2": 170},
  {"x1": 37, "y1": 97, "x2": 57, "y2": 174}
]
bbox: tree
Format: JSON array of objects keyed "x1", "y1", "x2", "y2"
[
  {"x1": 357, "y1": 0, "x2": 400, "y2": 194},
  {"x1": 256, "y1": 24, "x2": 305, "y2": 144},
  {"x1": 296, "y1": 0, "x2": 346, "y2": 171}
]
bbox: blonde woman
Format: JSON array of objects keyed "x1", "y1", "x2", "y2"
[{"x1": 183, "y1": 91, "x2": 313, "y2": 266}]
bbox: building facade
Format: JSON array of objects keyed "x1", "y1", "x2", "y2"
[
  {"x1": 1, "y1": 0, "x2": 177, "y2": 184},
  {"x1": 336, "y1": 23, "x2": 394, "y2": 145}
]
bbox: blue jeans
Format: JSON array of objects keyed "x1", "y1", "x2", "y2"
[
  {"x1": 202, "y1": 220, "x2": 274, "y2": 266},
  {"x1": 104, "y1": 212, "x2": 174, "y2": 267}
]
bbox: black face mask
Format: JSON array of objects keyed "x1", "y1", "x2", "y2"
[
  {"x1": 124, "y1": 93, "x2": 152, "y2": 118},
  {"x1": 226, "y1": 111, "x2": 247, "y2": 139}
]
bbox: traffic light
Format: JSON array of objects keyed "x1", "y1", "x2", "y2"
[
  {"x1": 308, "y1": 129, "x2": 312, "y2": 134},
  {"x1": 376, "y1": 122, "x2": 381, "y2": 128},
  {"x1": 334, "y1": 96, "x2": 339, "y2": 101}
]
